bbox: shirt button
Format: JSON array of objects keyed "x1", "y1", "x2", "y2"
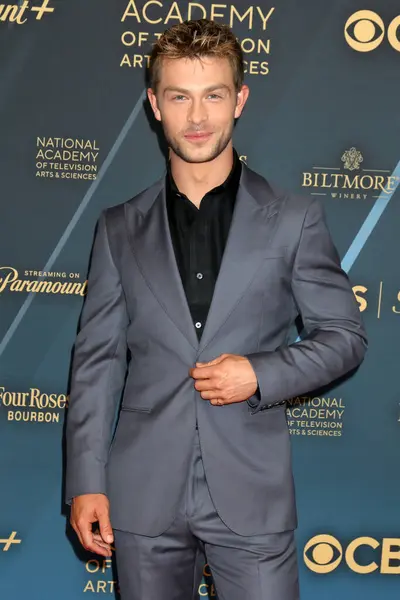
[
  {"x1": 195, "y1": 322, "x2": 202, "y2": 329},
  {"x1": 196, "y1": 272, "x2": 203, "y2": 280}
]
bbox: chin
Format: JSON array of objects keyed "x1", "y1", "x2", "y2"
[
  {"x1": 176, "y1": 143, "x2": 222, "y2": 164},
  {"x1": 185, "y1": 151, "x2": 215, "y2": 164}
]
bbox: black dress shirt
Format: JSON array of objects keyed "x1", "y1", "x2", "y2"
[
  {"x1": 166, "y1": 149, "x2": 242, "y2": 340},
  {"x1": 166, "y1": 150, "x2": 262, "y2": 414}
]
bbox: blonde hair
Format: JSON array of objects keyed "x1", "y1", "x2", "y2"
[{"x1": 148, "y1": 19, "x2": 244, "y2": 92}]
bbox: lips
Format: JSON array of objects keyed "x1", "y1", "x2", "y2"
[{"x1": 184, "y1": 132, "x2": 212, "y2": 141}]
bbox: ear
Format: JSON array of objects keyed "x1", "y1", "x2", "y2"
[
  {"x1": 234, "y1": 85, "x2": 250, "y2": 119},
  {"x1": 147, "y1": 88, "x2": 161, "y2": 121}
]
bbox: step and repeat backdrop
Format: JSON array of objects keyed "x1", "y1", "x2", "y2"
[{"x1": 0, "y1": 0, "x2": 399, "y2": 598}]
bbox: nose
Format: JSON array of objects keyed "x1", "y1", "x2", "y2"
[{"x1": 187, "y1": 99, "x2": 207, "y2": 126}]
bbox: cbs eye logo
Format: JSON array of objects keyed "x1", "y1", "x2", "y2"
[
  {"x1": 345, "y1": 10, "x2": 400, "y2": 52},
  {"x1": 304, "y1": 534, "x2": 400, "y2": 575},
  {"x1": 304, "y1": 535, "x2": 342, "y2": 574}
]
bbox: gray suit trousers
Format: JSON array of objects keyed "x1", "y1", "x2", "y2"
[{"x1": 114, "y1": 432, "x2": 300, "y2": 600}]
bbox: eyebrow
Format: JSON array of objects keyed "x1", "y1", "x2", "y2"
[{"x1": 163, "y1": 84, "x2": 231, "y2": 96}]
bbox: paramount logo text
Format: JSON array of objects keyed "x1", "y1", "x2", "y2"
[
  {"x1": 0, "y1": 1, "x2": 54, "y2": 24},
  {"x1": 0, "y1": 267, "x2": 87, "y2": 296}
]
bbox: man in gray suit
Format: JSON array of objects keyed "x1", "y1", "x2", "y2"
[{"x1": 66, "y1": 18, "x2": 367, "y2": 600}]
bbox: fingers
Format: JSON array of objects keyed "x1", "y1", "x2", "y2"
[
  {"x1": 71, "y1": 518, "x2": 85, "y2": 548},
  {"x1": 77, "y1": 524, "x2": 112, "y2": 557},
  {"x1": 192, "y1": 368, "x2": 225, "y2": 401},
  {"x1": 210, "y1": 398, "x2": 225, "y2": 406},
  {"x1": 189, "y1": 355, "x2": 228, "y2": 378},
  {"x1": 79, "y1": 519, "x2": 104, "y2": 555},
  {"x1": 198, "y1": 389, "x2": 222, "y2": 400},
  {"x1": 98, "y1": 509, "x2": 114, "y2": 545},
  {"x1": 70, "y1": 495, "x2": 113, "y2": 557},
  {"x1": 190, "y1": 365, "x2": 215, "y2": 379},
  {"x1": 190, "y1": 355, "x2": 231, "y2": 405},
  {"x1": 196, "y1": 354, "x2": 227, "y2": 367},
  {"x1": 194, "y1": 378, "x2": 218, "y2": 392},
  {"x1": 93, "y1": 533, "x2": 113, "y2": 557}
]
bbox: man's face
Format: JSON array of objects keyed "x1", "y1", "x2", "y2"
[{"x1": 148, "y1": 56, "x2": 249, "y2": 164}]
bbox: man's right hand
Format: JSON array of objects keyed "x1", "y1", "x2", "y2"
[{"x1": 70, "y1": 493, "x2": 113, "y2": 557}]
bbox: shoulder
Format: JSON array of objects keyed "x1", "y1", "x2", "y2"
[
  {"x1": 103, "y1": 176, "x2": 164, "y2": 224},
  {"x1": 243, "y1": 163, "x2": 320, "y2": 223},
  {"x1": 243, "y1": 165, "x2": 327, "y2": 253},
  {"x1": 104, "y1": 175, "x2": 165, "y2": 219},
  {"x1": 243, "y1": 164, "x2": 314, "y2": 212}
]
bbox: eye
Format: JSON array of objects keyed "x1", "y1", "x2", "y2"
[
  {"x1": 345, "y1": 10, "x2": 385, "y2": 52},
  {"x1": 172, "y1": 95, "x2": 186, "y2": 101},
  {"x1": 303, "y1": 535, "x2": 343, "y2": 573},
  {"x1": 207, "y1": 94, "x2": 222, "y2": 100}
]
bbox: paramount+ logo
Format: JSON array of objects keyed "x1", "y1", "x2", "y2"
[
  {"x1": 345, "y1": 10, "x2": 400, "y2": 52},
  {"x1": 0, "y1": 1, "x2": 54, "y2": 24},
  {"x1": 304, "y1": 534, "x2": 400, "y2": 575}
]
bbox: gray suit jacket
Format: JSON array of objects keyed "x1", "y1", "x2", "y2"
[{"x1": 65, "y1": 163, "x2": 367, "y2": 536}]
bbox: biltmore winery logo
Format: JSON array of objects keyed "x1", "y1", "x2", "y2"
[{"x1": 301, "y1": 147, "x2": 399, "y2": 200}]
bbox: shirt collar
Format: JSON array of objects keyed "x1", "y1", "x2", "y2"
[{"x1": 166, "y1": 148, "x2": 242, "y2": 203}]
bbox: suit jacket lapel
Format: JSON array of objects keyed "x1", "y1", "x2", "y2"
[
  {"x1": 125, "y1": 165, "x2": 282, "y2": 356},
  {"x1": 125, "y1": 182, "x2": 199, "y2": 351},
  {"x1": 198, "y1": 165, "x2": 282, "y2": 354}
]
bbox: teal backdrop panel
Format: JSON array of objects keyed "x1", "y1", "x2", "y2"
[{"x1": 0, "y1": 1, "x2": 399, "y2": 598}]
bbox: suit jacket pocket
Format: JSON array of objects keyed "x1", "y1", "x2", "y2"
[
  {"x1": 120, "y1": 405, "x2": 152, "y2": 414},
  {"x1": 248, "y1": 403, "x2": 287, "y2": 417},
  {"x1": 264, "y1": 246, "x2": 287, "y2": 260}
]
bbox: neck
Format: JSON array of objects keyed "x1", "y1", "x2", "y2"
[{"x1": 170, "y1": 144, "x2": 234, "y2": 208}]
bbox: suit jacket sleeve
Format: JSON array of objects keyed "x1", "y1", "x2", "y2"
[
  {"x1": 246, "y1": 197, "x2": 367, "y2": 413},
  {"x1": 65, "y1": 210, "x2": 128, "y2": 503}
]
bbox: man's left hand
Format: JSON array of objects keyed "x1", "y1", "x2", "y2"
[{"x1": 189, "y1": 354, "x2": 258, "y2": 406}]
